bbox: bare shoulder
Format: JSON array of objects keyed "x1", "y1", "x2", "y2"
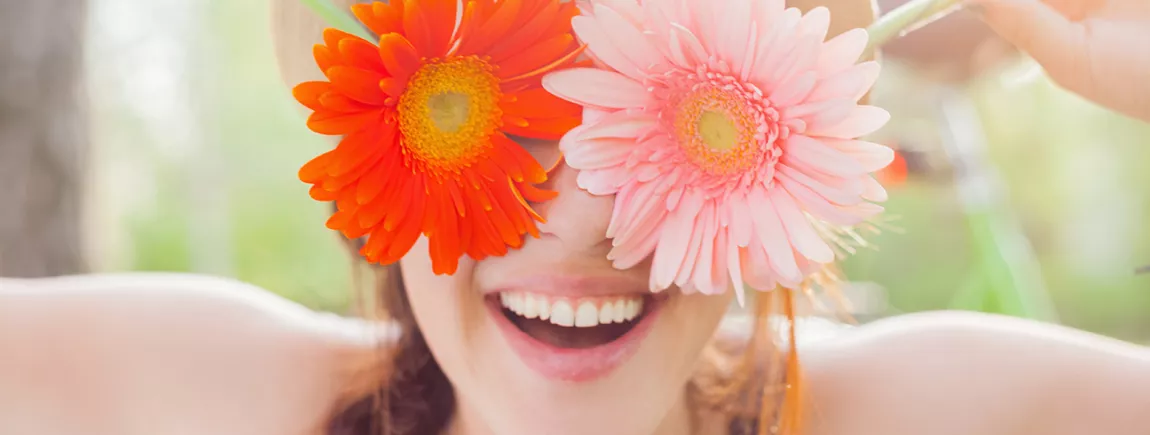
[
  {"x1": 800, "y1": 311, "x2": 1150, "y2": 435},
  {"x1": 0, "y1": 273, "x2": 392, "y2": 435}
]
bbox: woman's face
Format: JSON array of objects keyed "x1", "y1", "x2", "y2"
[{"x1": 400, "y1": 143, "x2": 735, "y2": 435}]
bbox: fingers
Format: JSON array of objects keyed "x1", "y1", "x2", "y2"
[{"x1": 969, "y1": 0, "x2": 1085, "y2": 74}]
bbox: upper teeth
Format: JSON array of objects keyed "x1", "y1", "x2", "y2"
[{"x1": 500, "y1": 292, "x2": 644, "y2": 328}]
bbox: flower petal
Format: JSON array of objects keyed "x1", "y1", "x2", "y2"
[
  {"x1": 592, "y1": 3, "x2": 665, "y2": 76},
  {"x1": 543, "y1": 68, "x2": 650, "y2": 109},
  {"x1": 807, "y1": 105, "x2": 890, "y2": 139},
  {"x1": 817, "y1": 28, "x2": 868, "y2": 77},
  {"x1": 771, "y1": 188, "x2": 835, "y2": 263},
  {"x1": 749, "y1": 189, "x2": 802, "y2": 284}
]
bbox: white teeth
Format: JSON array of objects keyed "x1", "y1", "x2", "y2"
[
  {"x1": 499, "y1": 292, "x2": 645, "y2": 328},
  {"x1": 523, "y1": 294, "x2": 539, "y2": 319},
  {"x1": 598, "y1": 303, "x2": 614, "y2": 324},
  {"x1": 550, "y1": 300, "x2": 575, "y2": 327},
  {"x1": 537, "y1": 295, "x2": 551, "y2": 321},
  {"x1": 574, "y1": 302, "x2": 598, "y2": 327}
]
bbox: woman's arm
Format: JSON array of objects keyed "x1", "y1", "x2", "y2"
[
  {"x1": 804, "y1": 311, "x2": 1150, "y2": 435},
  {"x1": 0, "y1": 273, "x2": 385, "y2": 435}
]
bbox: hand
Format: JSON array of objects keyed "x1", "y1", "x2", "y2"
[{"x1": 972, "y1": 0, "x2": 1150, "y2": 122}]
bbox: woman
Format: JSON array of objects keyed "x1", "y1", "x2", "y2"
[{"x1": 2, "y1": 0, "x2": 1149, "y2": 434}]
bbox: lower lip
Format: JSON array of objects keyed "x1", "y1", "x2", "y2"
[{"x1": 486, "y1": 295, "x2": 665, "y2": 383}]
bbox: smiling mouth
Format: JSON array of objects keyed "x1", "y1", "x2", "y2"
[{"x1": 494, "y1": 292, "x2": 652, "y2": 349}]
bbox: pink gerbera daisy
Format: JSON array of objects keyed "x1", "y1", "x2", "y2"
[{"x1": 544, "y1": 0, "x2": 894, "y2": 304}]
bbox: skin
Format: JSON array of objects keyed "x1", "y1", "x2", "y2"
[
  {"x1": 3, "y1": 0, "x2": 1149, "y2": 434},
  {"x1": 970, "y1": 0, "x2": 1150, "y2": 122}
]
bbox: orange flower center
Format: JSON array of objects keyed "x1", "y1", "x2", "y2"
[
  {"x1": 673, "y1": 86, "x2": 762, "y2": 176},
  {"x1": 398, "y1": 56, "x2": 503, "y2": 171}
]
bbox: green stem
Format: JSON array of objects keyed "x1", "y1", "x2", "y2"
[
  {"x1": 300, "y1": 0, "x2": 376, "y2": 42},
  {"x1": 865, "y1": 0, "x2": 966, "y2": 53}
]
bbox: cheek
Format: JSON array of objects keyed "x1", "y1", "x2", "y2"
[
  {"x1": 658, "y1": 292, "x2": 735, "y2": 374},
  {"x1": 399, "y1": 237, "x2": 485, "y2": 377}
]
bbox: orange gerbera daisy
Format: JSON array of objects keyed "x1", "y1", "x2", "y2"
[{"x1": 294, "y1": 0, "x2": 584, "y2": 275}]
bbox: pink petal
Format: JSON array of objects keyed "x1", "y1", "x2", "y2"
[
  {"x1": 776, "y1": 164, "x2": 862, "y2": 206},
  {"x1": 823, "y1": 138, "x2": 895, "y2": 172},
  {"x1": 707, "y1": 231, "x2": 731, "y2": 296},
  {"x1": 571, "y1": 16, "x2": 646, "y2": 79},
  {"x1": 861, "y1": 175, "x2": 888, "y2": 202},
  {"x1": 742, "y1": 244, "x2": 777, "y2": 290},
  {"x1": 543, "y1": 68, "x2": 650, "y2": 110},
  {"x1": 582, "y1": 107, "x2": 611, "y2": 125},
  {"x1": 726, "y1": 234, "x2": 746, "y2": 306},
  {"x1": 749, "y1": 189, "x2": 802, "y2": 283},
  {"x1": 652, "y1": 205, "x2": 700, "y2": 290},
  {"x1": 613, "y1": 179, "x2": 663, "y2": 240},
  {"x1": 668, "y1": 23, "x2": 709, "y2": 69},
  {"x1": 563, "y1": 136, "x2": 635, "y2": 169},
  {"x1": 782, "y1": 134, "x2": 867, "y2": 177},
  {"x1": 572, "y1": 111, "x2": 659, "y2": 142},
  {"x1": 807, "y1": 105, "x2": 890, "y2": 139},
  {"x1": 768, "y1": 36, "x2": 819, "y2": 93},
  {"x1": 817, "y1": 28, "x2": 868, "y2": 77},
  {"x1": 748, "y1": 8, "x2": 801, "y2": 88},
  {"x1": 770, "y1": 71, "x2": 817, "y2": 108},
  {"x1": 770, "y1": 188, "x2": 835, "y2": 263},
  {"x1": 577, "y1": 166, "x2": 630, "y2": 195},
  {"x1": 727, "y1": 191, "x2": 753, "y2": 247},
  {"x1": 715, "y1": 0, "x2": 753, "y2": 72},
  {"x1": 750, "y1": 0, "x2": 785, "y2": 30},
  {"x1": 798, "y1": 7, "x2": 831, "y2": 41},
  {"x1": 610, "y1": 222, "x2": 660, "y2": 269},
  {"x1": 593, "y1": 3, "x2": 665, "y2": 75},
  {"x1": 590, "y1": 0, "x2": 644, "y2": 25},
  {"x1": 777, "y1": 173, "x2": 865, "y2": 226},
  {"x1": 691, "y1": 203, "x2": 718, "y2": 292},
  {"x1": 675, "y1": 202, "x2": 708, "y2": 287},
  {"x1": 807, "y1": 61, "x2": 880, "y2": 103}
]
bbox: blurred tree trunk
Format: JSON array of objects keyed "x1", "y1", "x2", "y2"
[{"x1": 0, "y1": 1, "x2": 88, "y2": 277}]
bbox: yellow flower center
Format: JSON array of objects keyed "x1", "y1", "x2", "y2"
[
  {"x1": 674, "y1": 87, "x2": 761, "y2": 176},
  {"x1": 398, "y1": 56, "x2": 503, "y2": 171}
]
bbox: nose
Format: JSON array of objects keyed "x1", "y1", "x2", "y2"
[{"x1": 531, "y1": 160, "x2": 615, "y2": 252}]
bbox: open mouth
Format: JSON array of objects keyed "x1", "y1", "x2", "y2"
[
  {"x1": 486, "y1": 289, "x2": 665, "y2": 382},
  {"x1": 495, "y1": 292, "x2": 651, "y2": 349}
]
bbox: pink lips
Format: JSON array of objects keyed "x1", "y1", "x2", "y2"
[{"x1": 485, "y1": 290, "x2": 664, "y2": 383}]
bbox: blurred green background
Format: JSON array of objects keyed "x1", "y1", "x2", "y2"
[{"x1": 81, "y1": 0, "x2": 1149, "y2": 339}]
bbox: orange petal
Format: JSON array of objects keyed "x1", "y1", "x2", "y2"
[
  {"x1": 451, "y1": 0, "x2": 480, "y2": 56},
  {"x1": 501, "y1": 116, "x2": 580, "y2": 140},
  {"x1": 383, "y1": 177, "x2": 427, "y2": 262},
  {"x1": 378, "y1": 33, "x2": 421, "y2": 80},
  {"x1": 517, "y1": 181, "x2": 558, "y2": 203},
  {"x1": 500, "y1": 45, "x2": 585, "y2": 85},
  {"x1": 501, "y1": 88, "x2": 581, "y2": 119},
  {"x1": 313, "y1": 45, "x2": 339, "y2": 75},
  {"x1": 319, "y1": 92, "x2": 373, "y2": 113},
  {"x1": 338, "y1": 38, "x2": 386, "y2": 73},
  {"x1": 401, "y1": 0, "x2": 435, "y2": 56},
  {"x1": 323, "y1": 28, "x2": 358, "y2": 50},
  {"x1": 421, "y1": 0, "x2": 458, "y2": 57},
  {"x1": 308, "y1": 185, "x2": 339, "y2": 202},
  {"x1": 457, "y1": 0, "x2": 522, "y2": 56},
  {"x1": 380, "y1": 77, "x2": 406, "y2": 97},
  {"x1": 496, "y1": 35, "x2": 575, "y2": 79},
  {"x1": 306, "y1": 108, "x2": 382, "y2": 135},
  {"x1": 328, "y1": 66, "x2": 387, "y2": 105},
  {"x1": 299, "y1": 151, "x2": 336, "y2": 183},
  {"x1": 376, "y1": 1, "x2": 404, "y2": 33},
  {"x1": 293, "y1": 81, "x2": 331, "y2": 111},
  {"x1": 487, "y1": 0, "x2": 560, "y2": 62},
  {"x1": 351, "y1": 3, "x2": 390, "y2": 36}
]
